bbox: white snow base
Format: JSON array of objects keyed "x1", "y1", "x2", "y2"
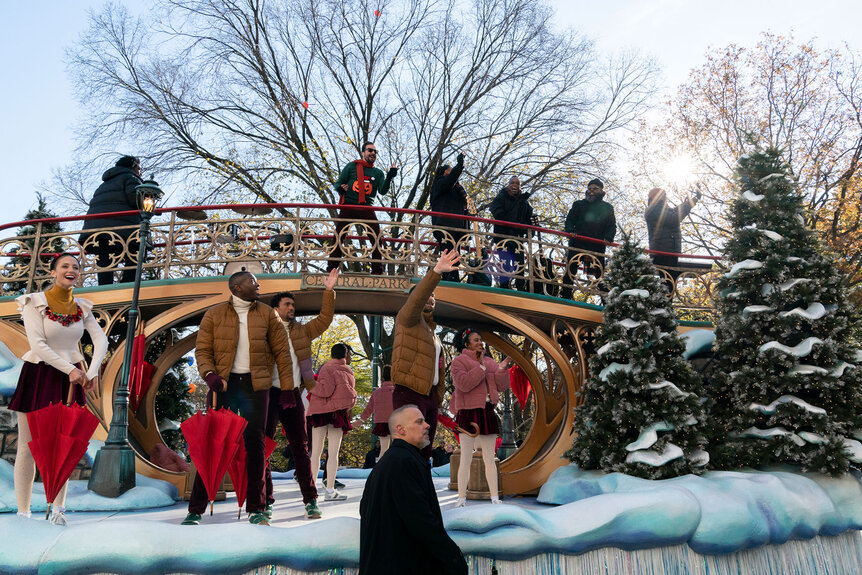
[
  {"x1": 461, "y1": 534, "x2": 862, "y2": 575},
  {"x1": 207, "y1": 533, "x2": 862, "y2": 574}
]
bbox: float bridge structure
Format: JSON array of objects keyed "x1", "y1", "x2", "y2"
[{"x1": 0, "y1": 203, "x2": 719, "y2": 495}]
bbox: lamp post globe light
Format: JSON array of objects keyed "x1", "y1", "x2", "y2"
[{"x1": 88, "y1": 178, "x2": 164, "y2": 497}]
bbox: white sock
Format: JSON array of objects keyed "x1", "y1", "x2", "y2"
[{"x1": 17, "y1": 511, "x2": 31, "y2": 519}]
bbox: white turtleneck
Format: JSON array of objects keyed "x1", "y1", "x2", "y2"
[
  {"x1": 231, "y1": 295, "x2": 252, "y2": 374},
  {"x1": 272, "y1": 320, "x2": 301, "y2": 389}
]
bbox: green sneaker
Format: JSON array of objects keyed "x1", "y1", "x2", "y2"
[
  {"x1": 264, "y1": 503, "x2": 273, "y2": 520},
  {"x1": 181, "y1": 512, "x2": 202, "y2": 525},
  {"x1": 248, "y1": 511, "x2": 270, "y2": 526},
  {"x1": 304, "y1": 499, "x2": 322, "y2": 519}
]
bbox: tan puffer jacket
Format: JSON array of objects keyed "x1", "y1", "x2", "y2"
[
  {"x1": 391, "y1": 270, "x2": 445, "y2": 402},
  {"x1": 196, "y1": 298, "x2": 294, "y2": 391},
  {"x1": 289, "y1": 289, "x2": 335, "y2": 390}
]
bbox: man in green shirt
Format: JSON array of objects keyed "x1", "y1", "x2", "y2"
[{"x1": 328, "y1": 142, "x2": 398, "y2": 275}]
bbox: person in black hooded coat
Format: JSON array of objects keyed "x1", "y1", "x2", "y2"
[
  {"x1": 359, "y1": 405, "x2": 467, "y2": 575},
  {"x1": 430, "y1": 152, "x2": 467, "y2": 282},
  {"x1": 79, "y1": 156, "x2": 143, "y2": 285}
]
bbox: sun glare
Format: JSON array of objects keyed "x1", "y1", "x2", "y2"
[{"x1": 661, "y1": 153, "x2": 696, "y2": 189}]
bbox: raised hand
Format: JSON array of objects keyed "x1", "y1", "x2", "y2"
[
  {"x1": 499, "y1": 357, "x2": 512, "y2": 370},
  {"x1": 324, "y1": 268, "x2": 339, "y2": 290},
  {"x1": 433, "y1": 249, "x2": 461, "y2": 274}
]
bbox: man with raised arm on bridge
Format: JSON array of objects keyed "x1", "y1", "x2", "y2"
[
  {"x1": 390, "y1": 249, "x2": 460, "y2": 461},
  {"x1": 328, "y1": 142, "x2": 399, "y2": 275},
  {"x1": 264, "y1": 268, "x2": 339, "y2": 520},
  {"x1": 645, "y1": 186, "x2": 701, "y2": 294},
  {"x1": 561, "y1": 178, "x2": 616, "y2": 300}
]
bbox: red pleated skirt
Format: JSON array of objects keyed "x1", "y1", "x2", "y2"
[
  {"x1": 307, "y1": 409, "x2": 352, "y2": 433},
  {"x1": 371, "y1": 422, "x2": 390, "y2": 437},
  {"x1": 9, "y1": 361, "x2": 86, "y2": 413},
  {"x1": 456, "y1": 402, "x2": 500, "y2": 436}
]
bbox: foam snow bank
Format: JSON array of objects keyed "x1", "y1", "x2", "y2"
[
  {"x1": 537, "y1": 465, "x2": 862, "y2": 554},
  {"x1": 0, "y1": 341, "x2": 23, "y2": 397},
  {"x1": 0, "y1": 459, "x2": 178, "y2": 513}
]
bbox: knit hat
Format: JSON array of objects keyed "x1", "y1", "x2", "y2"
[{"x1": 587, "y1": 178, "x2": 604, "y2": 189}]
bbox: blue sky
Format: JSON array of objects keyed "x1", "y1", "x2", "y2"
[{"x1": 1, "y1": 0, "x2": 859, "y2": 223}]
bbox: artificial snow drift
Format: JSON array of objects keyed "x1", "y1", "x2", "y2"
[{"x1": 538, "y1": 465, "x2": 862, "y2": 554}]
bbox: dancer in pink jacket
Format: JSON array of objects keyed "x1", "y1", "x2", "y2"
[
  {"x1": 449, "y1": 328, "x2": 510, "y2": 507},
  {"x1": 356, "y1": 365, "x2": 395, "y2": 459},
  {"x1": 307, "y1": 343, "x2": 357, "y2": 501}
]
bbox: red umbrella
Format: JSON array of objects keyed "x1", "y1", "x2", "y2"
[
  {"x1": 27, "y1": 400, "x2": 99, "y2": 519},
  {"x1": 437, "y1": 413, "x2": 479, "y2": 438},
  {"x1": 509, "y1": 364, "x2": 532, "y2": 410},
  {"x1": 181, "y1": 407, "x2": 247, "y2": 515},
  {"x1": 128, "y1": 325, "x2": 156, "y2": 412},
  {"x1": 228, "y1": 436, "x2": 278, "y2": 519}
]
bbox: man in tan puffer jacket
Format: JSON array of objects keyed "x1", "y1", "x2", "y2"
[
  {"x1": 183, "y1": 271, "x2": 293, "y2": 527},
  {"x1": 391, "y1": 249, "x2": 461, "y2": 459},
  {"x1": 264, "y1": 268, "x2": 339, "y2": 520}
]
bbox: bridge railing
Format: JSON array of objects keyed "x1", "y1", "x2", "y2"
[{"x1": 0, "y1": 203, "x2": 721, "y2": 309}]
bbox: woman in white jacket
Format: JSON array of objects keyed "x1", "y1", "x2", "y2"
[{"x1": 8, "y1": 254, "x2": 108, "y2": 525}]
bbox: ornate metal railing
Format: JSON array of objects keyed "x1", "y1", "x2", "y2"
[{"x1": 0, "y1": 203, "x2": 721, "y2": 309}]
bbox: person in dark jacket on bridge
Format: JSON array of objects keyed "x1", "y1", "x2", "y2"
[
  {"x1": 561, "y1": 178, "x2": 616, "y2": 299},
  {"x1": 79, "y1": 156, "x2": 143, "y2": 285},
  {"x1": 430, "y1": 152, "x2": 467, "y2": 282},
  {"x1": 489, "y1": 176, "x2": 533, "y2": 291},
  {"x1": 645, "y1": 186, "x2": 701, "y2": 293}
]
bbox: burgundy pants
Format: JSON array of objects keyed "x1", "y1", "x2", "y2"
[
  {"x1": 392, "y1": 385, "x2": 439, "y2": 461},
  {"x1": 327, "y1": 204, "x2": 383, "y2": 274},
  {"x1": 265, "y1": 388, "x2": 318, "y2": 504},
  {"x1": 188, "y1": 373, "x2": 269, "y2": 514}
]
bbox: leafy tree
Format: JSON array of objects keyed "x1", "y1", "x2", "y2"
[
  {"x1": 627, "y1": 34, "x2": 862, "y2": 300},
  {"x1": 566, "y1": 236, "x2": 708, "y2": 479},
  {"x1": 1, "y1": 194, "x2": 64, "y2": 295},
  {"x1": 708, "y1": 147, "x2": 862, "y2": 475},
  {"x1": 149, "y1": 332, "x2": 196, "y2": 454}
]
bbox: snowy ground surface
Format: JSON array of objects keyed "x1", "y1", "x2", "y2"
[{"x1": 1, "y1": 458, "x2": 861, "y2": 574}]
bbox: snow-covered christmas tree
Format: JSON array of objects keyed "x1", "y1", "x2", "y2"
[
  {"x1": 709, "y1": 147, "x2": 862, "y2": 475},
  {"x1": 566, "y1": 236, "x2": 708, "y2": 479}
]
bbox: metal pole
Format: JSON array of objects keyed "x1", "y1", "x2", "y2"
[{"x1": 88, "y1": 216, "x2": 152, "y2": 497}]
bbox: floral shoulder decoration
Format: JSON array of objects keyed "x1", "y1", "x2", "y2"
[{"x1": 45, "y1": 305, "x2": 83, "y2": 327}]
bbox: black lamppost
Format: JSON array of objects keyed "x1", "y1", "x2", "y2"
[
  {"x1": 88, "y1": 178, "x2": 164, "y2": 497},
  {"x1": 498, "y1": 389, "x2": 517, "y2": 460}
]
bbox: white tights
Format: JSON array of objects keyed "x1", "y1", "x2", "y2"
[
  {"x1": 310, "y1": 424, "x2": 344, "y2": 491},
  {"x1": 378, "y1": 435, "x2": 391, "y2": 459},
  {"x1": 457, "y1": 434, "x2": 499, "y2": 500},
  {"x1": 15, "y1": 412, "x2": 68, "y2": 514}
]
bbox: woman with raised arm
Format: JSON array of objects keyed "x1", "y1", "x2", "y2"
[
  {"x1": 449, "y1": 327, "x2": 511, "y2": 507},
  {"x1": 9, "y1": 253, "x2": 108, "y2": 525}
]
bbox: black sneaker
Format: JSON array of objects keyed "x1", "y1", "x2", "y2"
[
  {"x1": 264, "y1": 503, "x2": 273, "y2": 520},
  {"x1": 334, "y1": 480, "x2": 346, "y2": 489}
]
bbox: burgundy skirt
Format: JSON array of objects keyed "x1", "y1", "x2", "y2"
[
  {"x1": 307, "y1": 409, "x2": 352, "y2": 433},
  {"x1": 372, "y1": 422, "x2": 390, "y2": 437},
  {"x1": 456, "y1": 402, "x2": 500, "y2": 436},
  {"x1": 9, "y1": 361, "x2": 86, "y2": 413}
]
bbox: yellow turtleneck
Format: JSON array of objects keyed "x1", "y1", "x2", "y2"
[{"x1": 45, "y1": 283, "x2": 77, "y2": 315}]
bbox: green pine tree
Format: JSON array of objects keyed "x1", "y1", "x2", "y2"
[
  {"x1": 566, "y1": 236, "x2": 708, "y2": 479},
  {"x1": 1, "y1": 194, "x2": 64, "y2": 295},
  {"x1": 148, "y1": 333, "x2": 195, "y2": 454},
  {"x1": 709, "y1": 147, "x2": 862, "y2": 475}
]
